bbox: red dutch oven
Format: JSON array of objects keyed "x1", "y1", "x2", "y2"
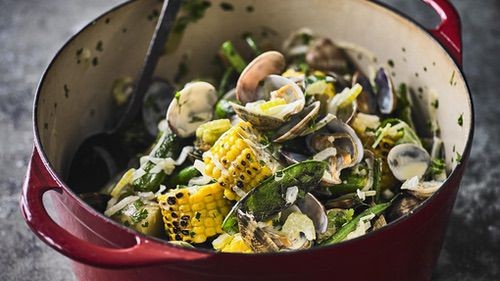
[{"x1": 20, "y1": 0, "x2": 474, "y2": 280}]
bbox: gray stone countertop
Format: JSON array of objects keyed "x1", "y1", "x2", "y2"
[{"x1": 1, "y1": 0, "x2": 499, "y2": 280}]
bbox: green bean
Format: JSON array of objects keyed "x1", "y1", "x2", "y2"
[
  {"x1": 322, "y1": 201, "x2": 391, "y2": 245},
  {"x1": 132, "y1": 132, "x2": 180, "y2": 192},
  {"x1": 165, "y1": 166, "x2": 201, "y2": 186},
  {"x1": 220, "y1": 41, "x2": 247, "y2": 73}
]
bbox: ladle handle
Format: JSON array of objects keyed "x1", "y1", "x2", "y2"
[
  {"x1": 117, "y1": 0, "x2": 181, "y2": 130},
  {"x1": 20, "y1": 147, "x2": 209, "y2": 268},
  {"x1": 421, "y1": 0, "x2": 463, "y2": 66}
]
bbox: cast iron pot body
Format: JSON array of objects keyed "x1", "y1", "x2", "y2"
[{"x1": 21, "y1": 0, "x2": 473, "y2": 280}]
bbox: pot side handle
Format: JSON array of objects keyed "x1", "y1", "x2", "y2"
[
  {"x1": 421, "y1": 0, "x2": 463, "y2": 66},
  {"x1": 20, "y1": 147, "x2": 209, "y2": 268}
]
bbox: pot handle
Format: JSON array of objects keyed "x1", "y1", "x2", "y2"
[
  {"x1": 421, "y1": 0, "x2": 463, "y2": 66},
  {"x1": 20, "y1": 147, "x2": 209, "y2": 268}
]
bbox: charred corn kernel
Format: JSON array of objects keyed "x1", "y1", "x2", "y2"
[
  {"x1": 259, "y1": 98, "x2": 286, "y2": 112},
  {"x1": 212, "y1": 233, "x2": 253, "y2": 253},
  {"x1": 196, "y1": 119, "x2": 231, "y2": 147},
  {"x1": 158, "y1": 183, "x2": 232, "y2": 244},
  {"x1": 203, "y1": 122, "x2": 274, "y2": 201}
]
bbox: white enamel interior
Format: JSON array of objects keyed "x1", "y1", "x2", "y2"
[{"x1": 36, "y1": 0, "x2": 472, "y2": 181}]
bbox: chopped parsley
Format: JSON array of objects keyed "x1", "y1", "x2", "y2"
[
  {"x1": 131, "y1": 208, "x2": 148, "y2": 224},
  {"x1": 457, "y1": 114, "x2": 464, "y2": 127}
]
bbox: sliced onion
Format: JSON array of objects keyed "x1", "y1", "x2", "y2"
[
  {"x1": 104, "y1": 195, "x2": 140, "y2": 217},
  {"x1": 155, "y1": 185, "x2": 167, "y2": 196},
  {"x1": 175, "y1": 146, "x2": 194, "y2": 165},
  {"x1": 188, "y1": 175, "x2": 212, "y2": 186},
  {"x1": 138, "y1": 191, "x2": 155, "y2": 200}
]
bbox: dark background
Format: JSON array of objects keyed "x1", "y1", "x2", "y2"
[{"x1": 1, "y1": 1, "x2": 498, "y2": 280}]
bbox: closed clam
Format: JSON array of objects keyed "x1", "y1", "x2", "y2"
[
  {"x1": 374, "y1": 67, "x2": 397, "y2": 114},
  {"x1": 166, "y1": 81, "x2": 217, "y2": 137},
  {"x1": 306, "y1": 38, "x2": 350, "y2": 74}
]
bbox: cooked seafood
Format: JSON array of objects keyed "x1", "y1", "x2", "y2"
[{"x1": 88, "y1": 29, "x2": 448, "y2": 253}]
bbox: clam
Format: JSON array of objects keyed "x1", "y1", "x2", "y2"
[
  {"x1": 282, "y1": 27, "x2": 315, "y2": 58},
  {"x1": 142, "y1": 79, "x2": 174, "y2": 136},
  {"x1": 296, "y1": 193, "x2": 328, "y2": 233},
  {"x1": 237, "y1": 192, "x2": 326, "y2": 253},
  {"x1": 372, "y1": 214, "x2": 387, "y2": 231},
  {"x1": 273, "y1": 101, "x2": 320, "y2": 142},
  {"x1": 279, "y1": 151, "x2": 309, "y2": 166},
  {"x1": 307, "y1": 133, "x2": 362, "y2": 185},
  {"x1": 323, "y1": 192, "x2": 364, "y2": 209},
  {"x1": 314, "y1": 150, "x2": 375, "y2": 198},
  {"x1": 327, "y1": 84, "x2": 362, "y2": 124},
  {"x1": 327, "y1": 118, "x2": 364, "y2": 164},
  {"x1": 386, "y1": 194, "x2": 422, "y2": 222},
  {"x1": 306, "y1": 38, "x2": 350, "y2": 74},
  {"x1": 166, "y1": 81, "x2": 217, "y2": 137},
  {"x1": 236, "y1": 51, "x2": 286, "y2": 104},
  {"x1": 231, "y1": 75, "x2": 305, "y2": 130},
  {"x1": 387, "y1": 143, "x2": 431, "y2": 181},
  {"x1": 237, "y1": 209, "x2": 290, "y2": 253},
  {"x1": 308, "y1": 119, "x2": 363, "y2": 185},
  {"x1": 400, "y1": 176, "x2": 443, "y2": 200},
  {"x1": 352, "y1": 71, "x2": 378, "y2": 114},
  {"x1": 374, "y1": 68, "x2": 397, "y2": 114}
]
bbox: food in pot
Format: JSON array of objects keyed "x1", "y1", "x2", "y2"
[{"x1": 82, "y1": 29, "x2": 449, "y2": 253}]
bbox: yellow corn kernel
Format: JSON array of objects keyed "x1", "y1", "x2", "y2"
[
  {"x1": 204, "y1": 122, "x2": 275, "y2": 200},
  {"x1": 196, "y1": 119, "x2": 231, "y2": 147},
  {"x1": 212, "y1": 233, "x2": 253, "y2": 253},
  {"x1": 157, "y1": 183, "x2": 232, "y2": 244}
]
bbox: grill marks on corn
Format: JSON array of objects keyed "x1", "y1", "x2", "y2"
[
  {"x1": 158, "y1": 183, "x2": 231, "y2": 243},
  {"x1": 203, "y1": 122, "x2": 272, "y2": 201}
]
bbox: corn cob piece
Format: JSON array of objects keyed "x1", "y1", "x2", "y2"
[
  {"x1": 212, "y1": 233, "x2": 253, "y2": 253},
  {"x1": 158, "y1": 182, "x2": 232, "y2": 244},
  {"x1": 203, "y1": 121, "x2": 276, "y2": 201}
]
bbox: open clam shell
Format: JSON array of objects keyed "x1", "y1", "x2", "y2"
[
  {"x1": 273, "y1": 101, "x2": 320, "y2": 142},
  {"x1": 236, "y1": 51, "x2": 286, "y2": 104},
  {"x1": 231, "y1": 75, "x2": 305, "y2": 130},
  {"x1": 387, "y1": 143, "x2": 431, "y2": 181}
]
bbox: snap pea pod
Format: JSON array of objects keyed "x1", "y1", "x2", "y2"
[
  {"x1": 132, "y1": 132, "x2": 180, "y2": 192},
  {"x1": 222, "y1": 160, "x2": 328, "y2": 233},
  {"x1": 165, "y1": 166, "x2": 201, "y2": 187},
  {"x1": 220, "y1": 41, "x2": 247, "y2": 73},
  {"x1": 321, "y1": 201, "x2": 391, "y2": 245}
]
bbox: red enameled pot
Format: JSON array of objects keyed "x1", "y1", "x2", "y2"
[{"x1": 20, "y1": 0, "x2": 474, "y2": 280}]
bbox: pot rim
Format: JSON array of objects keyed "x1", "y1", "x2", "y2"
[{"x1": 31, "y1": 0, "x2": 475, "y2": 257}]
